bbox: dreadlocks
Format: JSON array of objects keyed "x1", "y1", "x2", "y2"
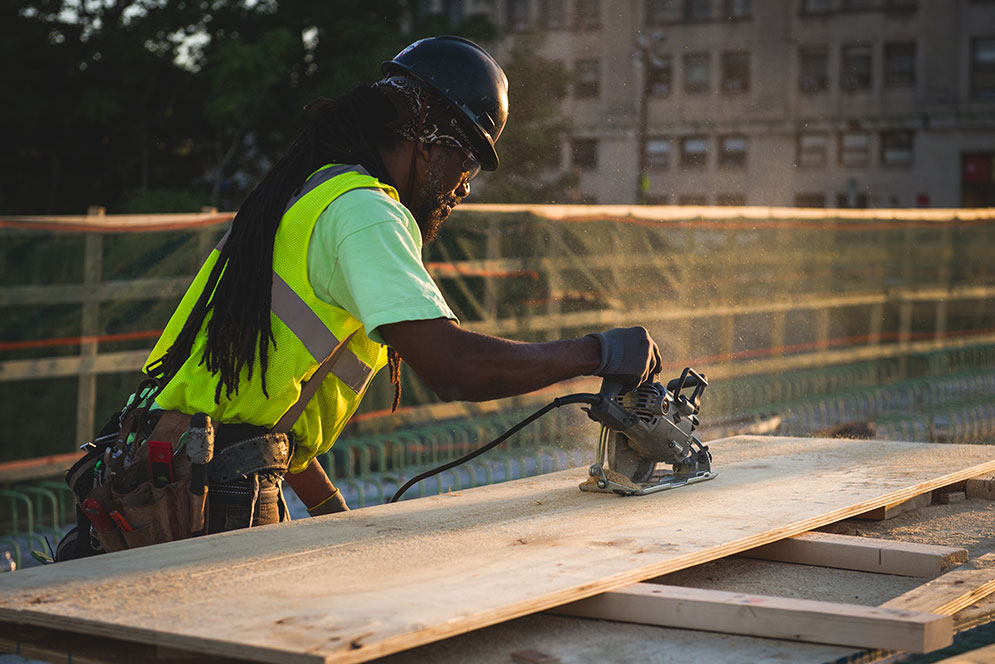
[{"x1": 153, "y1": 85, "x2": 407, "y2": 410}]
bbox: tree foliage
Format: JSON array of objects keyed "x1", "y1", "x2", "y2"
[
  {"x1": 0, "y1": 0, "x2": 496, "y2": 214},
  {"x1": 472, "y1": 31, "x2": 576, "y2": 204}
]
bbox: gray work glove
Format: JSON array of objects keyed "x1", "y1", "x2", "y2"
[
  {"x1": 586, "y1": 326, "x2": 662, "y2": 393},
  {"x1": 306, "y1": 486, "x2": 349, "y2": 516}
]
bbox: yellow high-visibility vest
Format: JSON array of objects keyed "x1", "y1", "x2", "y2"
[{"x1": 146, "y1": 165, "x2": 392, "y2": 472}]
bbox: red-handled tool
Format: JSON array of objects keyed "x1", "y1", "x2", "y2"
[
  {"x1": 82, "y1": 498, "x2": 115, "y2": 532},
  {"x1": 109, "y1": 510, "x2": 134, "y2": 532}
]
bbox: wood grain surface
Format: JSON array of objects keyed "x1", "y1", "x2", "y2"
[{"x1": 2, "y1": 436, "x2": 994, "y2": 664}]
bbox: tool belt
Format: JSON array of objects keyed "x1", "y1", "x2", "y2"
[{"x1": 60, "y1": 407, "x2": 292, "y2": 560}]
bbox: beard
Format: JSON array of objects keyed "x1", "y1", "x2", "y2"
[{"x1": 412, "y1": 151, "x2": 462, "y2": 244}]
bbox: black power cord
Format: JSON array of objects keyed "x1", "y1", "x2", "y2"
[{"x1": 389, "y1": 393, "x2": 601, "y2": 503}]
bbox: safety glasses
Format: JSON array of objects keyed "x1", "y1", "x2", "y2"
[{"x1": 456, "y1": 147, "x2": 481, "y2": 181}]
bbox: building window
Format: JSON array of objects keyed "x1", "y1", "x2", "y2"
[
  {"x1": 885, "y1": 0, "x2": 918, "y2": 10},
  {"x1": 799, "y1": 46, "x2": 829, "y2": 92},
  {"x1": 574, "y1": 59, "x2": 600, "y2": 97},
  {"x1": 839, "y1": 131, "x2": 871, "y2": 167},
  {"x1": 841, "y1": 0, "x2": 873, "y2": 10},
  {"x1": 722, "y1": 51, "x2": 750, "y2": 93},
  {"x1": 797, "y1": 132, "x2": 829, "y2": 167},
  {"x1": 884, "y1": 42, "x2": 916, "y2": 88},
  {"x1": 647, "y1": 55, "x2": 673, "y2": 96},
  {"x1": 716, "y1": 193, "x2": 746, "y2": 205},
  {"x1": 684, "y1": 53, "x2": 711, "y2": 93},
  {"x1": 506, "y1": 0, "x2": 530, "y2": 32},
  {"x1": 646, "y1": 0, "x2": 680, "y2": 25},
  {"x1": 719, "y1": 135, "x2": 748, "y2": 167},
  {"x1": 685, "y1": 0, "x2": 711, "y2": 21},
  {"x1": 836, "y1": 191, "x2": 868, "y2": 208},
  {"x1": 576, "y1": 0, "x2": 601, "y2": 29},
  {"x1": 972, "y1": 37, "x2": 995, "y2": 100},
  {"x1": 725, "y1": 0, "x2": 751, "y2": 19},
  {"x1": 841, "y1": 43, "x2": 872, "y2": 91},
  {"x1": 538, "y1": 0, "x2": 566, "y2": 29},
  {"x1": 795, "y1": 193, "x2": 827, "y2": 207},
  {"x1": 680, "y1": 136, "x2": 709, "y2": 168},
  {"x1": 881, "y1": 130, "x2": 914, "y2": 166},
  {"x1": 571, "y1": 139, "x2": 598, "y2": 170},
  {"x1": 801, "y1": 0, "x2": 832, "y2": 14},
  {"x1": 678, "y1": 194, "x2": 708, "y2": 205},
  {"x1": 646, "y1": 137, "x2": 672, "y2": 168}
]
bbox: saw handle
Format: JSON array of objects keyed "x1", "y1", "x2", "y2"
[{"x1": 667, "y1": 367, "x2": 708, "y2": 415}]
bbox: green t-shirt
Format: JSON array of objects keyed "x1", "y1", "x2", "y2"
[{"x1": 306, "y1": 187, "x2": 457, "y2": 344}]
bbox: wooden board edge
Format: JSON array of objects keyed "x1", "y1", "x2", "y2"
[
  {"x1": 550, "y1": 583, "x2": 953, "y2": 654},
  {"x1": 855, "y1": 493, "x2": 932, "y2": 521},
  {"x1": 0, "y1": 610, "x2": 323, "y2": 664},
  {"x1": 740, "y1": 532, "x2": 968, "y2": 577},
  {"x1": 881, "y1": 552, "x2": 995, "y2": 616}
]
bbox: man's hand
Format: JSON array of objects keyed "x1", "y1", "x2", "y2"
[{"x1": 586, "y1": 326, "x2": 662, "y2": 393}]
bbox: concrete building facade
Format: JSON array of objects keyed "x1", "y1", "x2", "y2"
[{"x1": 460, "y1": 0, "x2": 995, "y2": 207}]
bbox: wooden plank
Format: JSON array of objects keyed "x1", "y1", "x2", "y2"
[
  {"x1": 934, "y1": 642, "x2": 995, "y2": 663},
  {"x1": 0, "y1": 621, "x2": 251, "y2": 664},
  {"x1": 740, "y1": 532, "x2": 967, "y2": 577},
  {"x1": 0, "y1": 350, "x2": 148, "y2": 382},
  {"x1": 966, "y1": 474, "x2": 995, "y2": 501},
  {"x1": 936, "y1": 491, "x2": 966, "y2": 505},
  {"x1": 0, "y1": 277, "x2": 191, "y2": 307},
  {"x1": 0, "y1": 437, "x2": 993, "y2": 664},
  {"x1": 881, "y1": 552, "x2": 995, "y2": 616},
  {"x1": 855, "y1": 492, "x2": 932, "y2": 521},
  {"x1": 552, "y1": 583, "x2": 952, "y2": 653}
]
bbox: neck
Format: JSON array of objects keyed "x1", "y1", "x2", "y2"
[{"x1": 379, "y1": 142, "x2": 419, "y2": 206}]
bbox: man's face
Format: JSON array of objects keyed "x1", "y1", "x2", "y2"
[{"x1": 411, "y1": 145, "x2": 473, "y2": 244}]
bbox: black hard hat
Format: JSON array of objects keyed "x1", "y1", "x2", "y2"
[{"x1": 383, "y1": 36, "x2": 509, "y2": 171}]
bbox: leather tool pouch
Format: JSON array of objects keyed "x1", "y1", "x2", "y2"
[
  {"x1": 82, "y1": 410, "x2": 194, "y2": 554},
  {"x1": 64, "y1": 410, "x2": 291, "y2": 556}
]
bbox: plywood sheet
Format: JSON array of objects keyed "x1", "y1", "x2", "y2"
[{"x1": 1, "y1": 436, "x2": 993, "y2": 664}]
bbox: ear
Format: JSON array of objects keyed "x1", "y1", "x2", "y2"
[{"x1": 416, "y1": 141, "x2": 434, "y2": 163}]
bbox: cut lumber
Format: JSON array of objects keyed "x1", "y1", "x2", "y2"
[
  {"x1": 552, "y1": 583, "x2": 952, "y2": 653},
  {"x1": 856, "y1": 492, "x2": 932, "y2": 520},
  {"x1": 933, "y1": 642, "x2": 995, "y2": 663},
  {"x1": 966, "y1": 474, "x2": 995, "y2": 501},
  {"x1": 740, "y1": 532, "x2": 967, "y2": 577},
  {"x1": 936, "y1": 491, "x2": 966, "y2": 505},
  {"x1": 881, "y1": 552, "x2": 995, "y2": 616},
  {"x1": 1, "y1": 436, "x2": 994, "y2": 664}
]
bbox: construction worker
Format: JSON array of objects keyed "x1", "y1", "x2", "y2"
[{"x1": 60, "y1": 36, "x2": 661, "y2": 558}]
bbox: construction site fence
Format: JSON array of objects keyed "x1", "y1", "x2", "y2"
[
  {"x1": 2, "y1": 204, "x2": 993, "y2": 461},
  {"x1": 2, "y1": 204, "x2": 995, "y2": 565}
]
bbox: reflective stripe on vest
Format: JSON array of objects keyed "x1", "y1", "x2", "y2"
[{"x1": 214, "y1": 164, "x2": 379, "y2": 395}]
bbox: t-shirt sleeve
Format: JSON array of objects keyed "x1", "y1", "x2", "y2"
[{"x1": 307, "y1": 188, "x2": 458, "y2": 345}]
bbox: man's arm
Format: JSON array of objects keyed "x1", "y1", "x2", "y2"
[{"x1": 379, "y1": 318, "x2": 601, "y2": 402}]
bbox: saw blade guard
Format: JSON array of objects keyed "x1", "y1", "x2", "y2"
[{"x1": 581, "y1": 367, "x2": 716, "y2": 496}]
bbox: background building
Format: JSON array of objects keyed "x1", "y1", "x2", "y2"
[{"x1": 474, "y1": 0, "x2": 995, "y2": 207}]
